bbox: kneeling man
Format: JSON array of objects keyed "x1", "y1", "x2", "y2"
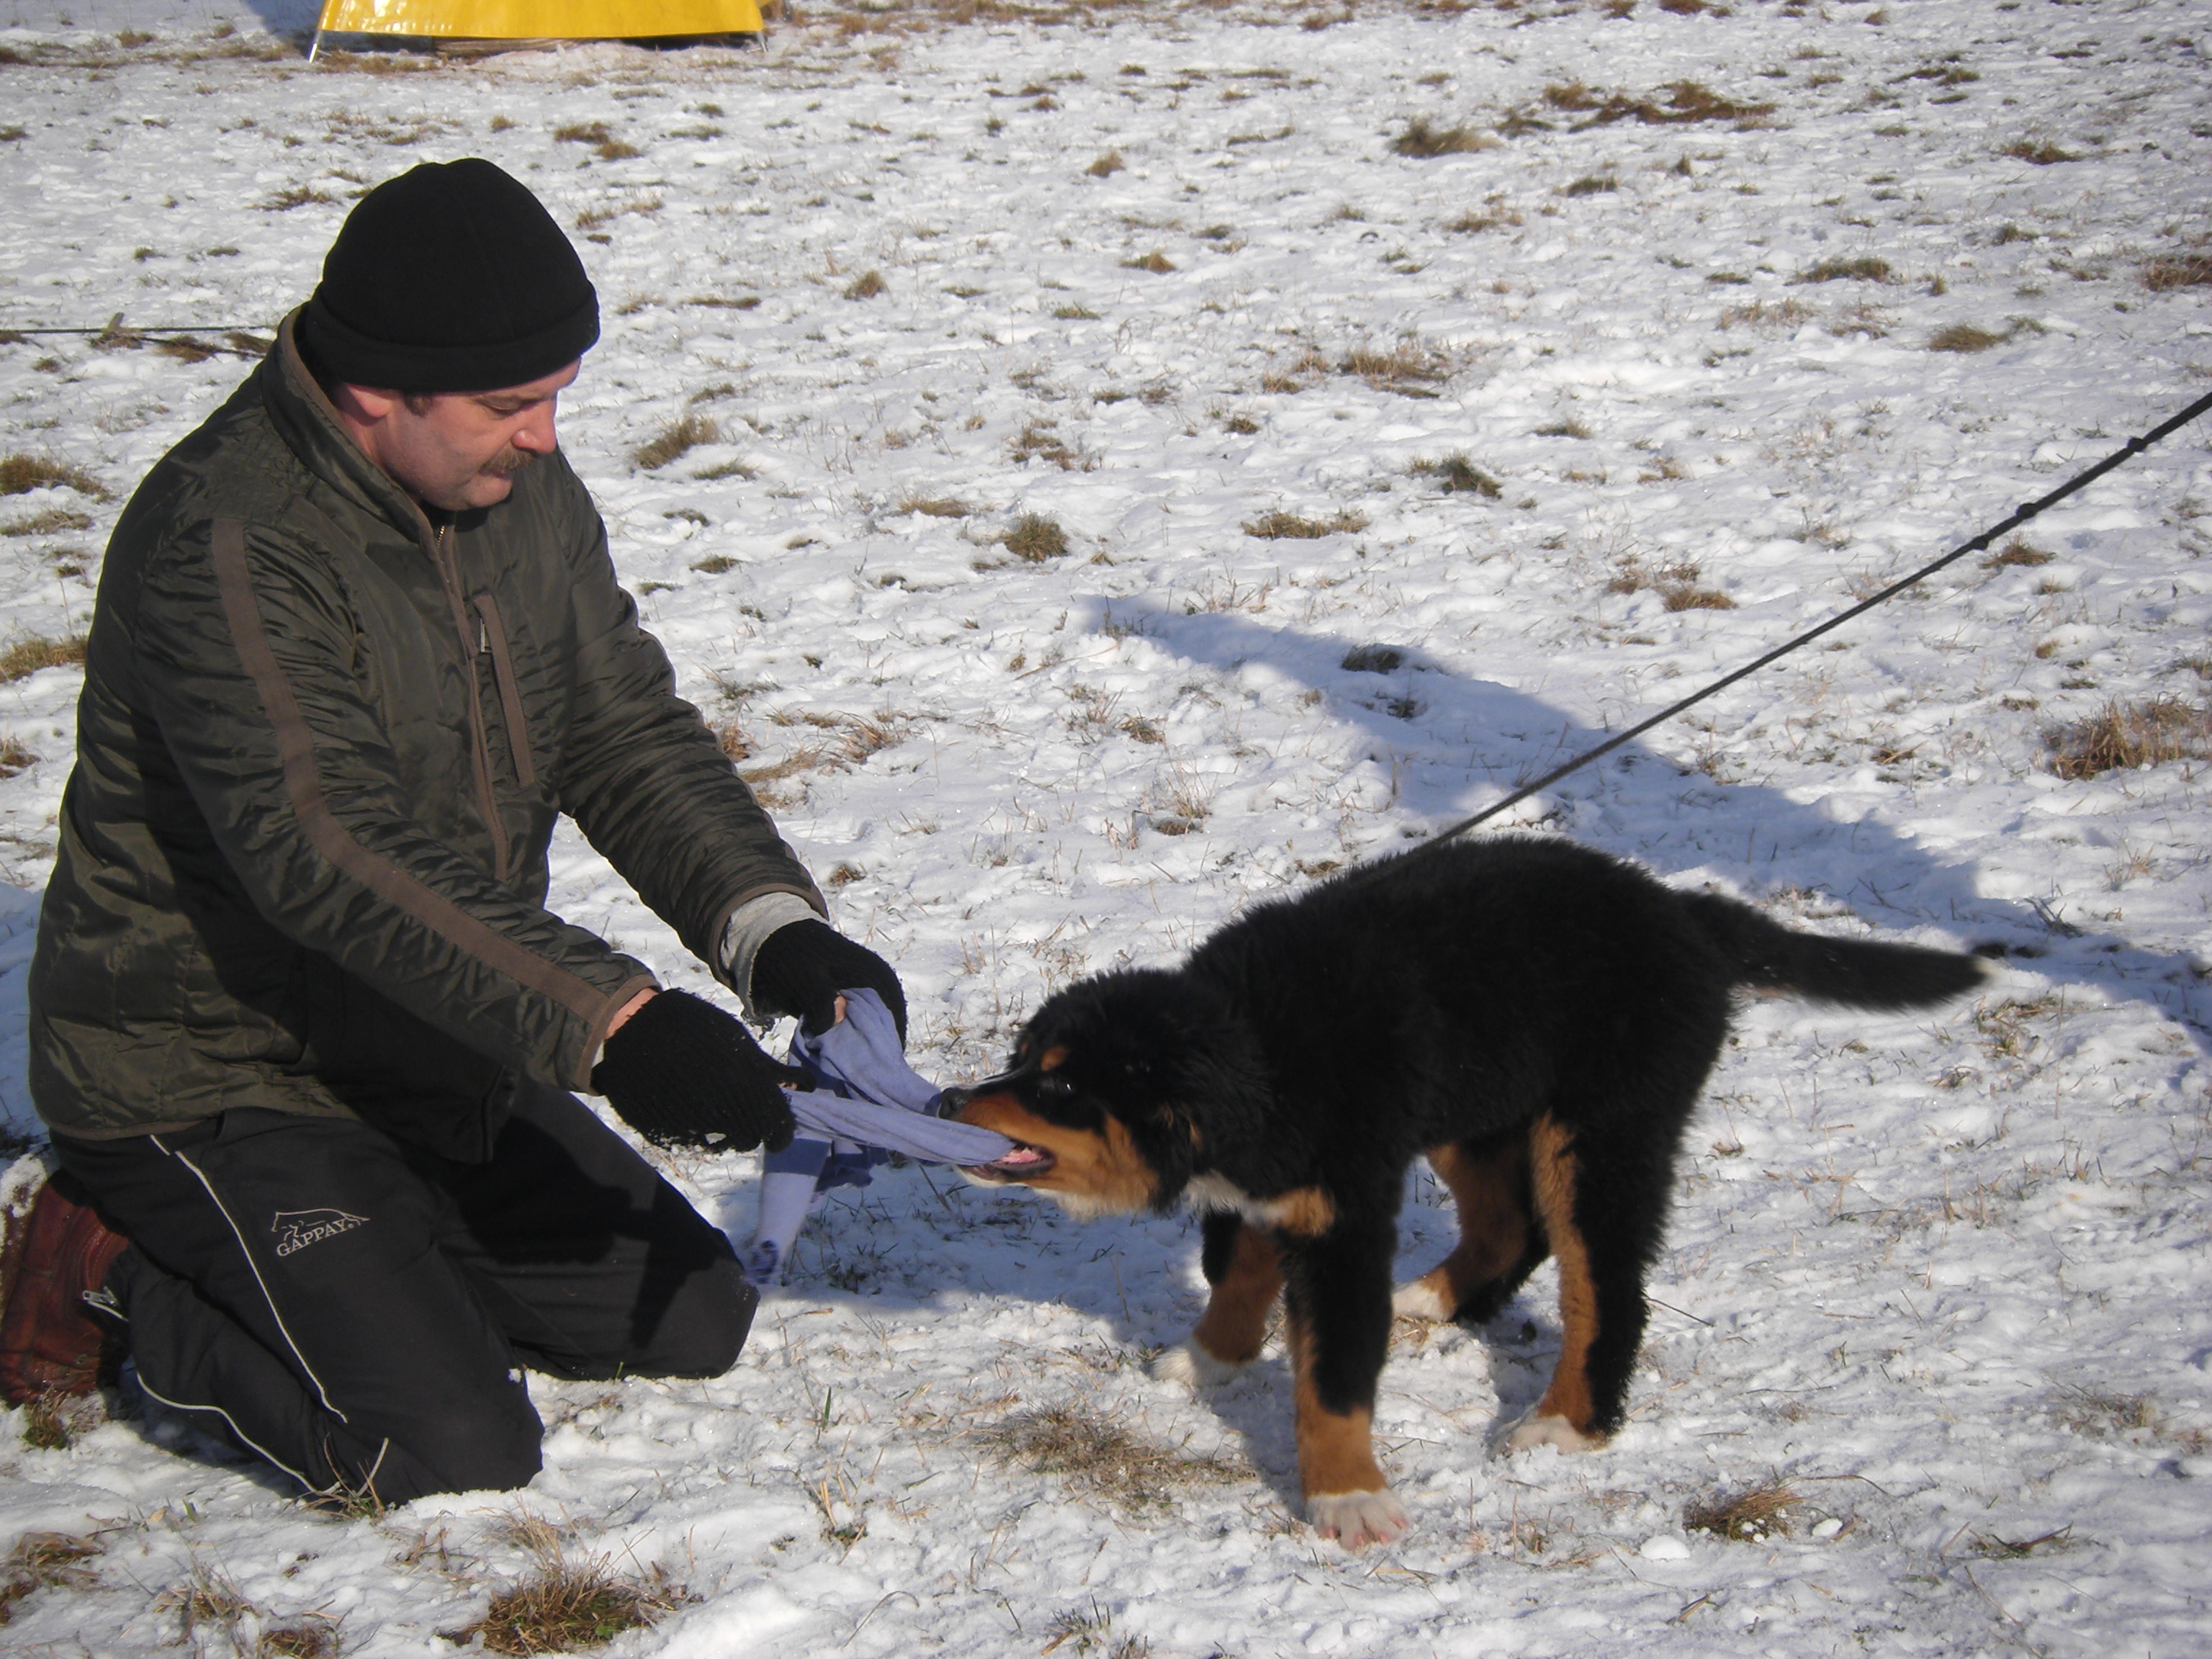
[{"x1": 0, "y1": 160, "x2": 899, "y2": 1503}]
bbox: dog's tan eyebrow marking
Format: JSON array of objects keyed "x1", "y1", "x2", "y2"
[
  {"x1": 1038, "y1": 1045, "x2": 1069, "y2": 1072},
  {"x1": 1266, "y1": 1187, "x2": 1336, "y2": 1238}
]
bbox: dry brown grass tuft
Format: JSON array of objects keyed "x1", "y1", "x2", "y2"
[
  {"x1": 1343, "y1": 644, "x2": 1405, "y2": 673},
  {"x1": 1121, "y1": 249, "x2": 1175, "y2": 274},
  {"x1": 0, "y1": 634, "x2": 87, "y2": 683},
  {"x1": 1339, "y1": 343, "x2": 1449, "y2": 392},
  {"x1": 0, "y1": 455, "x2": 109, "y2": 500},
  {"x1": 2044, "y1": 698, "x2": 2211, "y2": 778},
  {"x1": 457, "y1": 1559, "x2": 690, "y2": 1655},
  {"x1": 897, "y1": 493, "x2": 971, "y2": 518},
  {"x1": 1684, "y1": 1478, "x2": 1802, "y2": 1541},
  {"x1": 1928, "y1": 323, "x2": 2007, "y2": 353},
  {"x1": 1719, "y1": 297, "x2": 1814, "y2": 331},
  {"x1": 1609, "y1": 557, "x2": 1734, "y2": 611},
  {"x1": 552, "y1": 120, "x2": 612, "y2": 145},
  {"x1": 261, "y1": 185, "x2": 337, "y2": 212},
  {"x1": 1003, "y1": 511, "x2": 1069, "y2": 561},
  {"x1": 1411, "y1": 453, "x2": 1501, "y2": 496},
  {"x1": 1087, "y1": 149, "x2": 1125, "y2": 177},
  {"x1": 1, "y1": 507, "x2": 95, "y2": 536},
  {"x1": 1797, "y1": 256, "x2": 1893, "y2": 283},
  {"x1": 979, "y1": 1401, "x2": 1244, "y2": 1514},
  {"x1": 1054, "y1": 303, "x2": 1102, "y2": 320},
  {"x1": 0, "y1": 1530, "x2": 102, "y2": 1623},
  {"x1": 2143, "y1": 254, "x2": 2212, "y2": 292},
  {"x1": 1391, "y1": 117, "x2": 1491, "y2": 158},
  {"x1": 842, "y1": 269, "x2": 887, "y2": 301},
  {"x1": 0, "y1": 737, "x2": 37, "y2": 778},
  {"x1": 1244, "y1": 508, "x2": 1368, "y2": 539},
  {"x1": 2002, "y1": 138, "x2": 2077, "y2": 165},
  {"x1": 257, "y1": 1619, "x2": 340, "y2": 1658},
  {"x1": 634, "y1": 415, "x2": 716, "y2": 470},
  {"x1": 1982, "y1": 537, "x2": 2054, "y2": 570}
]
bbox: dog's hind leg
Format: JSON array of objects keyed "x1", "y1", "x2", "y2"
[
  {"x1": 1393, "y1": 1131, "x2": 1547, "y2": 1324},
  {"x1": 1285, "y1": 1224, "x2": 1408, "y2": 1547},
  {"x1": 1501, "y1": 1114, "x2": 1651, "y2": 1455},
  {"x1": 1154, "y1": 1214, "x2": 1282, "y2": 1389}
]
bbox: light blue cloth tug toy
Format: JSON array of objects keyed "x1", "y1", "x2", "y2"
[{"x1": 746, "y1": 988, "x2": 1015, "y2": 1287}]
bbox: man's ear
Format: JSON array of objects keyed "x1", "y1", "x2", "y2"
[{"x1": 331, "y1": 382, "x2": 404, "y2": 423}]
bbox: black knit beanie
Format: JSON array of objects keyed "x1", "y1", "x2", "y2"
[{"x1": 297, "y1": 158, "x2": 599, "y2": 394}]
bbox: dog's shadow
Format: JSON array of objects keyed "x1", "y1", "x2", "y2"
[{"x1": 1089, "y1": 602, "x2": 2210, "y2": 1058}]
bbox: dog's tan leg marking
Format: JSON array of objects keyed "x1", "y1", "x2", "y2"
[
  {"x1": 1157, "y1": 1225, "x2": 1283, "y2": 1388},
  {"x1": 1394, "y1": 1138, "x2": 1535, "y2": 1321},
  {"x1": 1501, "y1": 1116, "x2": 1606, "y2": 1455},
  {"x1": 1287, "y1": 1306, "x2": 1407, "y2": 1547},
  {"x1": 1192, "y1": 1224, "x2": 1282, "y2": 1365}
]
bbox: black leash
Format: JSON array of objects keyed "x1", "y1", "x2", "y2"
[{"x1": 1413, "y1": 386, "x2": 2212, "y2": 850}]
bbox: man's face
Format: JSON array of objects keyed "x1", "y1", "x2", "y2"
[{"x1": 361, "y1": 361, "x2": 580, "y2": 513}]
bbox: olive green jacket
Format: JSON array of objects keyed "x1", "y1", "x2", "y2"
[{"x1": 28, "y1": 317, "x2": 822, "y2": 1160}]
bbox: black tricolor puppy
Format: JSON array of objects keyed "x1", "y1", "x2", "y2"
[{"x1": 944, "y1": 837, "x2": 1986, "y2": 1549}]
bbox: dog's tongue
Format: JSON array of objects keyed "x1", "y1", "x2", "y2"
[{"x1": 993, "y1": 1144, "x2": 1051, "y2": 1169}]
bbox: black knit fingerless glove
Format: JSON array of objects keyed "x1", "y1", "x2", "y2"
[
  {"x1": 592, "y1": 989, "x2": 801, "y2": 1153},
  {"x1": 750, "y1": 919, "x2": 909, "y2": 1041}
]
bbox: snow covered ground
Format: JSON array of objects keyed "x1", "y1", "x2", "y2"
[{"x1": 2, "y1": 0, "x2": 2209, "y2": 1652}]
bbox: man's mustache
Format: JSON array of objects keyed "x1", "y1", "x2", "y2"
[{"x1": 483, "y1": 445, "x2": 541, "y2": 478}]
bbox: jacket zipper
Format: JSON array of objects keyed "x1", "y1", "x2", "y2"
[
  {"x1": 471, "y1": 591, "x2": 538, "y2": 793},
  {"x1": 427, "y1": 521, "x2": 511, "y2": 884}
]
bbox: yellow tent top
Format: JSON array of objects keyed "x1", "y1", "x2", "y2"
[{"x1": 314, "y1": 0, "x2": 761, "y2": 43}]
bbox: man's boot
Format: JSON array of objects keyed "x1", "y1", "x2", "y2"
[{"x1": 0, "y1": 1163, "x2": 132, "y2": 1405}]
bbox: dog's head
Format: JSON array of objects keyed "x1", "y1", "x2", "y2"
[{"x1": 944, "y1": 969, "x2": 1269, "y2": 1218}]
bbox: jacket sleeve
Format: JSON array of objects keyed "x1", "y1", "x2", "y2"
[
  {"x1": 553, "y1": 490, "x2": 826, "y2": 967},
  {"x1": 135, "y1": 517, "x2": 656, "y2": 1093}
]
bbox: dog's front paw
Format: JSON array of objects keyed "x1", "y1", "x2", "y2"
[
  {"x1": 1497, "y1": 1411, "x2": 1603, "y2": 1456},
  {"x1": 1305, "y1": 1488, "x2": 1410, "y2": 1550},
  {"x1": 1151, "y1": 1338, "x2": 1243, "y2": 1390},
  {"x1": 1390, "y1": 1277, "x2": 1455, "y2": 1322}
]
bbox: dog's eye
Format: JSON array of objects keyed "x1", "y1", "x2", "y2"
[{"x1": 1038, "y1": 1074, "x2": 1076, "y2": 1099}]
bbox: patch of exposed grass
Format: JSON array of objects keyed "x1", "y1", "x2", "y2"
[
  {"x1": 1003, "y1": 512, "x2": 1069, "y2": 561},
  {"x1": 1343, "y1": 644, "x2": 1405, "y2": 673},
  {"x1": 1982, "y1": 537, "x2": 2054, "y2": 570},
  {"x1": 1562, "y1": 174, "x2": 1618, "y2": 196},
  {"x1": 1536, "y1": 416, "x2": 1594, "y2": 439},
  {"x1": 2143, "y1": 254, "x2": 2212, "y2": 292},
  {"x1": 897, "y1": 493, "x2": 971, "y2": 518},
  {"x1": 842, "y1": 269, "x2": 887, "y2": 301},
  {"x1": 0, "y1": 634, "x2": 88, "y2": 683},
  {"x1": 692, "y1": 459, "x2": 756, "y2": 482},
  {"x1": 552, "y1": 120, "x2": 612, "y2": 145},
  {"x1": 0, "y1": 455, "x2": 109, "y2": 500},
  {"x1": 0, "y1": 737, "x2": 37, "y2": 778},
  {"x1": 1609, "y1": 557, "x2": 1734, "y2": 611},
  {"x1": 261, "y1": 184, "x2": 337, "y2": 211},
  {"x1": 1444, "y1": 208, "x2": 1519, "y2": 233},
  {"x1": 1797, "y1": 256, "x2": 1893, "y2": 283},
  {"x1": 1010, "y1": 423, "x2": 1087, "y2": 469},
  {"x1": 1339, "y1": 343, "x2": 1449, "y2": 392},
  {"x1": 1243, "y1": 508, "x2": 1367, "y2": 539},
  {"x1": 1967, "y1": 1525, "x2": 2074, "y2": 1561},
  {"x1": 1121, "y1": 248, "x2": 1175, "y2": 274},
  {"x1": 1529, "y1": 79, "x2": 1773, "y2": 133},
  {"x1": 1410, "y1": 453, "x2": 1501, "y2": 496},
  {"x1": 1684, "y1": 1478, "x2": 1802, "y2": 1541},
  {"x1": 457, "y1": 1558, "x2": 691, "y2": 1655},
  {"x1": 1391, "y1": 117, "x2": 1491, "y2": 158},
  {"x1": 1, "y1": 507, "x2": 95, "y2": 536},
  {"x1": 1, "y1": 1531, "x2": 102, "y2": 1623},
  {"x1": 1087, "y1": 149, "x2": 1125, "y2": 177},
  {"x1": 1054, "y1": 303, "x2": 1102, "y2": 320},
  {"x1": 1928, "y1": 323, "x2": 2006, "y2": 353},
  {"x1": 1719, "y1": 297, "x2": 1815, "y2": 330},
  {"x1": 690, "y1": 554, "x2": 737, "y2": 575},
  {"x1": 2044, "y1": 698, "x2": 2211, "y2": 778},
  {"x1": 257, "y1": 1619, "x2": 340, "y2": 1657},
  {"x1": 2002, "y1": 138, "x2": 2078, "y2": 165},
  {"x1": 634, "y1": 414, "x2": 717, "y2": 471},
  {"x1": 980, "y1": 1401, "x2": 1242, "y2": 1514},
  {"x1": 1041, "y1": 1597, "x2": 1150, "y2": 1658}
]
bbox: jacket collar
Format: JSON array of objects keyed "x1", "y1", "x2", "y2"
[{"x1": 260, "y1": 308, "x2": 441, "y2": 549}]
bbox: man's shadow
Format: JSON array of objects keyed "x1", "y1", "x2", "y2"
[{"x1": 1102, "y1": 601, "x2": 2208, "y2": 1056}]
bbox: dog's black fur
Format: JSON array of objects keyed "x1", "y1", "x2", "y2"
[{"x1": 949, "y1": 837, "x2": 1987, "y2": 1545}]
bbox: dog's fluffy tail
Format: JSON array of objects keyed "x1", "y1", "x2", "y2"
[{"x1": 1683, "y1": 891, "x2": 1987, "y2": 1010}]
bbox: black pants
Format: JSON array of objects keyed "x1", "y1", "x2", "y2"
[{"x1": 57, "y1": 1085, "x2": 754, "y2": 1504}]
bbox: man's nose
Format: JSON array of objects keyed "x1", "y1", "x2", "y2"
[{"x1": 513, "y1": 405, "x2": 559, "y2": 453}]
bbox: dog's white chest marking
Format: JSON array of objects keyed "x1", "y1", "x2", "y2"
[{"x1": 1184, "y1": 1174, "x2": 1320, "y2": 1230}]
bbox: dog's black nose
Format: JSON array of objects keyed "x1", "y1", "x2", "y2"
[{"x1": 934, "y1": 1086, "x2": 969, "y2": 1118}]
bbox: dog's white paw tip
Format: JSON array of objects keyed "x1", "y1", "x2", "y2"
[
  {"x1": 1498, "y1": 1413, "x2": 1601, "y2": 1456},
  {"x1": 1390, "y1": 1281, "x2": 1453, "y2": 1322},
  {"x1": 1305, "y1": 1489, "x2": 1411, "y2": 1550},
  {"x1": 1150, "y1": 1339, "x2": 1241, "y2": 1390}
]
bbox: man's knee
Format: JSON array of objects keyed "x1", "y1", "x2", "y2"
[
  {"x1": 372, "y1": 1380, "x2": 544, "y2": 1501},
  {"x1": 638, "y1": 1257, "x2": 756, "y2": 1380}
]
